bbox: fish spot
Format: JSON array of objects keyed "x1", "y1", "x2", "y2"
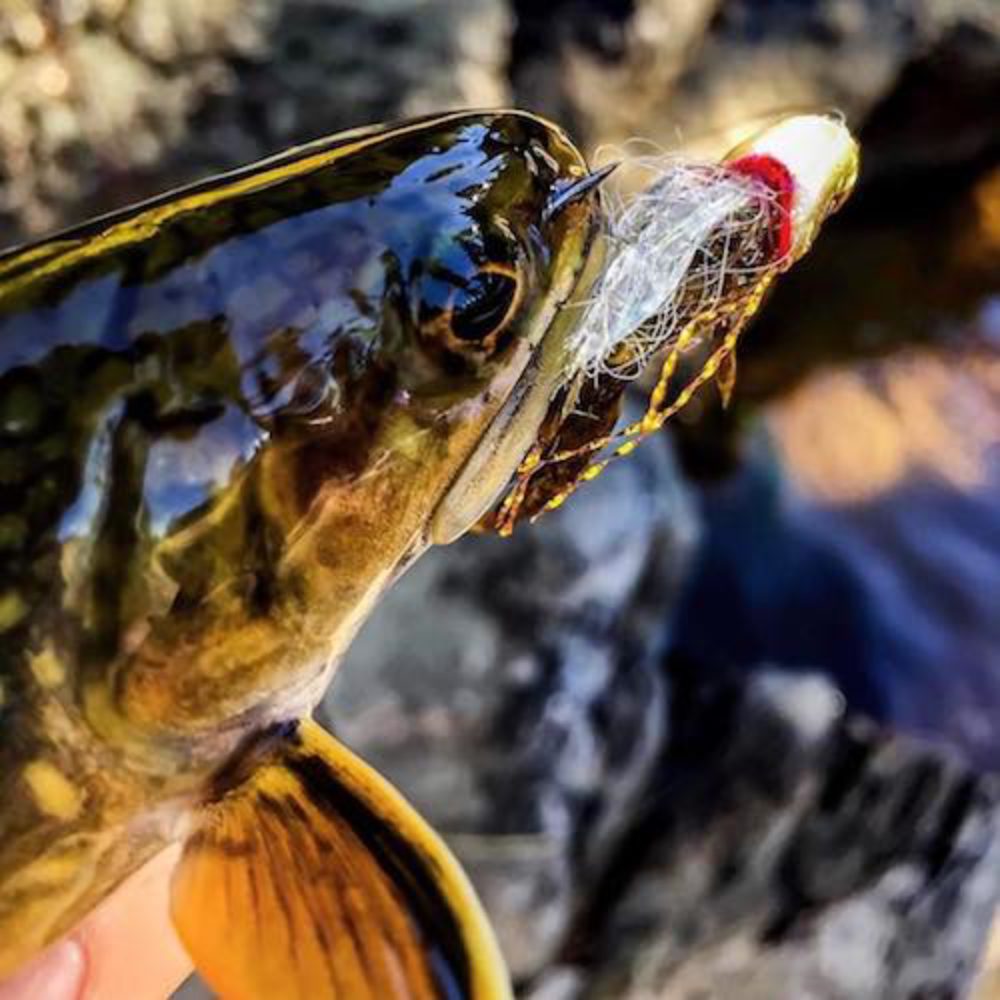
[
  {"x1": 22, "y1": 760, "x2": 83, "y2": 821},
  {"x1": 0, "y1": 512, "x2": 28, "y2": 551},
  {"x1": 0, "y1": 590, "x2": 28, "y2": 632},
  {"x1": 30, "y1": 648, "x2": 65, "y2": 688},
  {"x1": 0, "y1": 370, "x2": 45, "y2": 437},
  {"x1": 4, "y1": 844, "x2": 95, "y2": 910}
]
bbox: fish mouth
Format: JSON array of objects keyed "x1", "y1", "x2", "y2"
[{"x1": 427, "y1": 223, "x2": 607, "y2": 545}]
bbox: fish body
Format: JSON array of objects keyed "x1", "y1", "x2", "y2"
[{"x1": 0, "y1": 110, "x2": 604, "y2": 995}]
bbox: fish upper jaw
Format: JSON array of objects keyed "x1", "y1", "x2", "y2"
[{"x1": 426, "y1": 201, "x2": 608, "y2": 545}]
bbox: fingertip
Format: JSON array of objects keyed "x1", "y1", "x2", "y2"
[
  {"x1": 0, "y1": 939, "x2": 86, "y2": 1000},
  {"x1": 75, "y1": 845, "x2": 191, "y2": 1000}
]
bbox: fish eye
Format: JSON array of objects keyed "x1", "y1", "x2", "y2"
[
  {"x1": 451, "y1": 266, "x2": 520, "y2": 344},
  {"x1": 418, "y1": 264, "x2": 522, "y2": 362}
]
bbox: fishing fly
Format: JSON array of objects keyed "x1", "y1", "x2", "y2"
[{"x1": 487, "y1": 114, "x2": 858, "y2": 534}]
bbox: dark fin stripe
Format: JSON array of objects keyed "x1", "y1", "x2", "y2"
[{"x1": 171, "y1": 718, "x2": 511, "y2": 999}]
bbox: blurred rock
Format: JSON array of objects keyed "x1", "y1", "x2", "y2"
[
  {"x1": 4, "y1": 0, "x2": 998, "y2": 247},
  {"x1": 565, "y1": 670, "x2": 1000, "y2": 1000},
  {"x1": 325, "y1": 430, "x2": 698, "y2": 979},
  {"x1": 671, "y1": 377, "x2": 1000, "y2": 771},
  {"x1": 513, "y1": 0, "x2": 1000, "y2": 177},
  {"x1": 0, "y1": 0, "x2": 262, "y2": 240},
  {"x1": 0, "y1": 0, "x2": 509, "y2": 244},
  {"x1": 510, "y1": 0, "x2": 722, "y2": 148}
]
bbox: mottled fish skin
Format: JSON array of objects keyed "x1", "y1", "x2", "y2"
[{"x1": 0, "y1": 110, "x2": 602, "y2": 973}]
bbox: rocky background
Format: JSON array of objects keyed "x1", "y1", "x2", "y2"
[{"x1": 2, "y1": 1, "x2": 999, "y2": 997}]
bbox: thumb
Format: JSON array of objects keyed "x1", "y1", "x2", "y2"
[
  {"x1": 0, "y1": 941, "x2": 85, "y2": 1000},
  {"x1": 0, "y1": 845, "x2": 192, "y2": 1000}
]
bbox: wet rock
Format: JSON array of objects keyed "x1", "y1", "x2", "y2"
[{"x1": 324, "y1": 431, "x2": 698, "y2": 978}]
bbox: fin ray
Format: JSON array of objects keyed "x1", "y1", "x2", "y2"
[{"x1": 171, "y1": 719, "x2": 510, "y2": 999}]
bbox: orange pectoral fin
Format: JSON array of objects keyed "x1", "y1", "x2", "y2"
[{"x1": 170, "y1": 719, "x2": 511, "y2": 1000}]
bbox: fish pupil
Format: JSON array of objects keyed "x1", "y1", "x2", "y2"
[{"x1": 450, "y1": 271, "x2": 518, "y2": 343}]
